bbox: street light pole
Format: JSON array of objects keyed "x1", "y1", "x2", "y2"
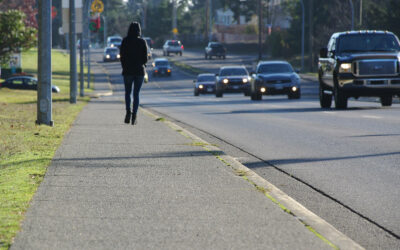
[
  {"x1": 69, "y1": 0, "x2": 78, "y2": 103},
  {"x1": 172, "y1": 0, "x2": 177, "y2": 39},
  {"x1": 300, "y1": 0, "x2": 305, "y2": 72},
  {"x1": 37, "y1": 0, "x2": 53, "y2": 126},
  {"x1": 349, "y1": 0, "x2": 354, "y2": 30},
  {"x1": 258, "y1": 0, "x2": 262, "y2": 61},
  {"x1": 209, "y1": 0, "x2": 212, "y2": 42}
]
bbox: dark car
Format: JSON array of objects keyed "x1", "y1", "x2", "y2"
[
  {"x1": 143, "y1": 37, "x2": 153, "y2": 59},
  {"x1": 0, "y1": 76, "x2": 60, "y2": 93},
  {"x1": 107, "y1": 36, "x2": 122, "y2": 49},
  {"x1": 250, "y1": 61, "x2": 301, "y2": 100},
  {"x1": 205, "y1": 42, "x2": 226, "y2": 60},
  {"x1": 152, "y1": 58, "x2": 172, "y2": 76},
  {"x1": 194, "y1": 73, "x2": 216, "y2": 96},
  {"x1": 319, "y1": 30, "x2": 400, "y2": 109},
  {"x1": 215, "y1": 66, "x2": 250, "y2": 97},
  {"x1": 103, "y1": 47, "x2": 120, "y2": 62}
]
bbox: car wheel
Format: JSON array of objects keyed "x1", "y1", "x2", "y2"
[
  {"x1": 194, "y1": 89, "x2": 199, "y2": 96},
  {"x1": 180, "y1": 52, "x2": 182, "y2": 56},
  {"x1": 380, "y1": 95, "x2": 392, "y2": 106},
  {"x1": 251, "y1": 91, "x2": 261, "y2": 101},
  {"x1": 319, "y1": 83, "x2": 332, "y2": 108},
  {"x1": 334, "y1": 83, "x2": 348, "y2": 109},
  {"x1": 216, "y1": 90, "x2": 223, "y2": 97}
]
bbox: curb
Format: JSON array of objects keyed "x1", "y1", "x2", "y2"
[{"x1": 140, "y1": 107, "x2": 365, "y2": 250}]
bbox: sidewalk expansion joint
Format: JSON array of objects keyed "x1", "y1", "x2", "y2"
[{"x1": 140, "y1": 107, "x2": 364, "y2": 250}]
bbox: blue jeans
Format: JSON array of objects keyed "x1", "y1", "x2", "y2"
[{"x1": 124, "y1": 75, "x2": 144, "y2": 115}]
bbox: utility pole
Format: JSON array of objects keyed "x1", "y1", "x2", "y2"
[
  {"x1": 172, "y1": 0, "x2": 177, "y2": 39},
  {"x1": 69, "y1": 0, "x2": 78, "y2": 103},
  {"x1": 209, "y1": 0, "x2": 212, "y2": 42},
  {"x1": 308, "y1": 0, "x2": 313, "y2": 71},
  {"x1": 205, "y1": 0, "x2": 209, "y2": 41},
  {"x1": 359, "y1": 0, "x2": 362, "y2": 27},
  {"x1": 349, "y1": 0, "x2": 354, "y2": 30},
  {"x1": 37, "y1": 0, "x2": 53, "y2": 126},
  {"x1": 300, "y1": 0, "x2": 305, "y2": 72},
  {"x1": 258, "y1": 0, "x2": 262, "y2": 61}
]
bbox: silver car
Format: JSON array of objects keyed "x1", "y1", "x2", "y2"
[{"x1": 163, "y1": 40, "x2": 183, "y2": 56}]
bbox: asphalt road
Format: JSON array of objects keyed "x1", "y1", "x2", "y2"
[{"x1": 97, "y1": 48, "x2": 400, "y2": 249}]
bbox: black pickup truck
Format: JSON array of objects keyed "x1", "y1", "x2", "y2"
[{"x1": 318, "y1": 31, "x2": 400, "y2": 109}]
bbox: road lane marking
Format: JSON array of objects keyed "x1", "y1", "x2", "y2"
[{"x1": 362, "y1": 115, "x2": 381, "y2": 119}]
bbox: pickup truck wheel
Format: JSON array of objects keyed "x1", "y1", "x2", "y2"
[
  {"x1": 288, "y1": 90, "x2": 301, "y2": 99},
  {"x1": 334, "y1": 84, "x2": 348, "y2": 109},
  {"x1": 380, "y1": 95, "x2": 392, "y2": 106},
  {"x1": 319, "y1": 83, "x2": 332, "y2": 108},
  {"x1": 194, "y1": 89, "x2": 199, "y2": 96},
  {"x1": 216, "y1": 90, "x2": 223, "y2": 98}
]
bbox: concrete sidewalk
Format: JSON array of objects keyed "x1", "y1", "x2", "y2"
[{"x1": 11, "y1": 63, "x2": 349, "y2": 249}]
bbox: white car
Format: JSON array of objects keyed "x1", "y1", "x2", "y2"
[{"x1": 163, "y1": 40, "x2": 183, "y2": 56}]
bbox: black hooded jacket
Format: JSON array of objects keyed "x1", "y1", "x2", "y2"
[{"x1": 120, "y1": 22, "x2": 148, "y2": 76}]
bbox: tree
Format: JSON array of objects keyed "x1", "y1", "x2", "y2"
[
  {"x1": 0, "y1": 0, "x2": 38, "y2": 28},
  {"x1": 0, "y1": 10, "x2": 37, "y2": 64}
]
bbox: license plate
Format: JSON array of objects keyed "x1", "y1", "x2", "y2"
[
  {"x1": 233, "y1": 86, "x2": 239, "y2": 89},
  {"x1": 207, "y1": 88, "x2": 213, "y2": 92},
  {"x1": 275, "y1": 84, "x2": 283, "y2": 90}
]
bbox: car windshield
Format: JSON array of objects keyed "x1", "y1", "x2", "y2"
[
  {"x1": 220, "y1": 68, "x2": 247, "y2": 76},
  {"x1": 257, "y1": 64, "x2": 293, "y2": 74},
  {"x1": 106, "y1": 48, "x2": 118, "y2": 53},
  {"x1": 337, "y1": 34, "x2": 400, "y2": 53},
  {"x1": 168, "y1": 41, "x2": 180, "y2": 46},
  {"x1": 110, "y1": 38, "x2": 121, "y2": 43},
  {"x1": 210, "y1": 43, "x2": 223, "y2": 48},
  {"x1": 156, "y1": 61, "x2": 169, "y2": 66},
  {"x1": 198, "y1": 75, "x2": 215, "y2": 82}
]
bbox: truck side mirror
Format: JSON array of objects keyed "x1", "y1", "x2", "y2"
[{"x1": 320, "y1": 47, "x2": 328, "y2": 58}]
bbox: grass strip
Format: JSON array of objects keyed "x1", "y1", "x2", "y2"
[{"x1": 0, "y1": 49, "x2": 91, "y2": 250}]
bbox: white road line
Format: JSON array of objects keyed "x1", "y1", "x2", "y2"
[{"x1": 362, "y1": 115, "x2": 382, "y2": 119}]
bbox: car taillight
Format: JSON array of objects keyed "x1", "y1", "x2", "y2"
[{"x1": 181, "y1": 45, "x2": 184, "y2": 50}]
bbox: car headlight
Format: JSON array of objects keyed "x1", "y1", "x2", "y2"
[
  {"x1": 242, "y1": 78, "x2": 248, "y2": 83},
  {"x1": 223, "y1": 79, "x2": 229, "y2": 84},
  {"x1": 199, "y1": 84, "x2": 204, "y2": 89},
  {"x1": 106, "y1": 55, "x2": 110, "y2": 59},
  {"x1": 110, "y1": 44, "x2": 114, "y2": 47},
  {"x1": 339, "y1": 63, "x2": 352, "y2": 73},
  {"x1": 117, "y1": 54, "x2": 120, "y2": 58}
]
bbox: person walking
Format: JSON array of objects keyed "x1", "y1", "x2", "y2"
[{"x1": 120, "y1": 22, "x2": 148, "y2": 125}]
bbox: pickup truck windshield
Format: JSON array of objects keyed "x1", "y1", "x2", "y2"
[
  {"x1": 337, "y1": 34, "x2": 400, "y2": 53},
  {"x1": 258, "y1": 64, "x2": 293, "y2": 74}
]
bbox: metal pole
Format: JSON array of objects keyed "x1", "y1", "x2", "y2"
[
  {"x1": 172, "y1": 0, "x2": 177, "y2": 39},
  {"x1": 258, "y1": 0, "x2": 262, "y2": 61},
  {"x1": 359, "y1": 0, "x2": 362, "y2": 27},
  {"x1": 209, "y1": 0, "x2": 212, "y2": 42},
  {"x1": 349, "y1": 0, "x2": 354, "y2": 30},
  {"x1": 79, "y1": 33, "x2": 84, "y2": 97},
  {"x1": 69, "y1": 0, "x2": 77, "y2": 103},
  {"x1": 103, "y1": 0, "x2": 107, "y2": 46},
  {"x1": 85, "y1": 0, "x2": 91, "y2": 89},
  {"x1": 37, "y1": 0, "x2": 53, "y2": 126},
  {"x1": 300, "y1": 0, "x2": 305, "y2": 72}
]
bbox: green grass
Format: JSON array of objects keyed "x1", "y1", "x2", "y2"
[{"x1": 0, "y1": 49, "x2": 91, "y2": 249}]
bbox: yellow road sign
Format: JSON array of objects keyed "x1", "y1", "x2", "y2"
[
  {"x1": 172, "y1": 28, "x2": 178, "y2": 34},
  {"x1": 91, "y1": 0, "x2": 104, "y2": 13}
]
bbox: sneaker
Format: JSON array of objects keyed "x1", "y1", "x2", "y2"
[
  {"x1": 131, "y1": 113, "x2": 137, "y2": 125},
  {"x1": 124, "y1": 111, "x2": 131, "y2": 124}
]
